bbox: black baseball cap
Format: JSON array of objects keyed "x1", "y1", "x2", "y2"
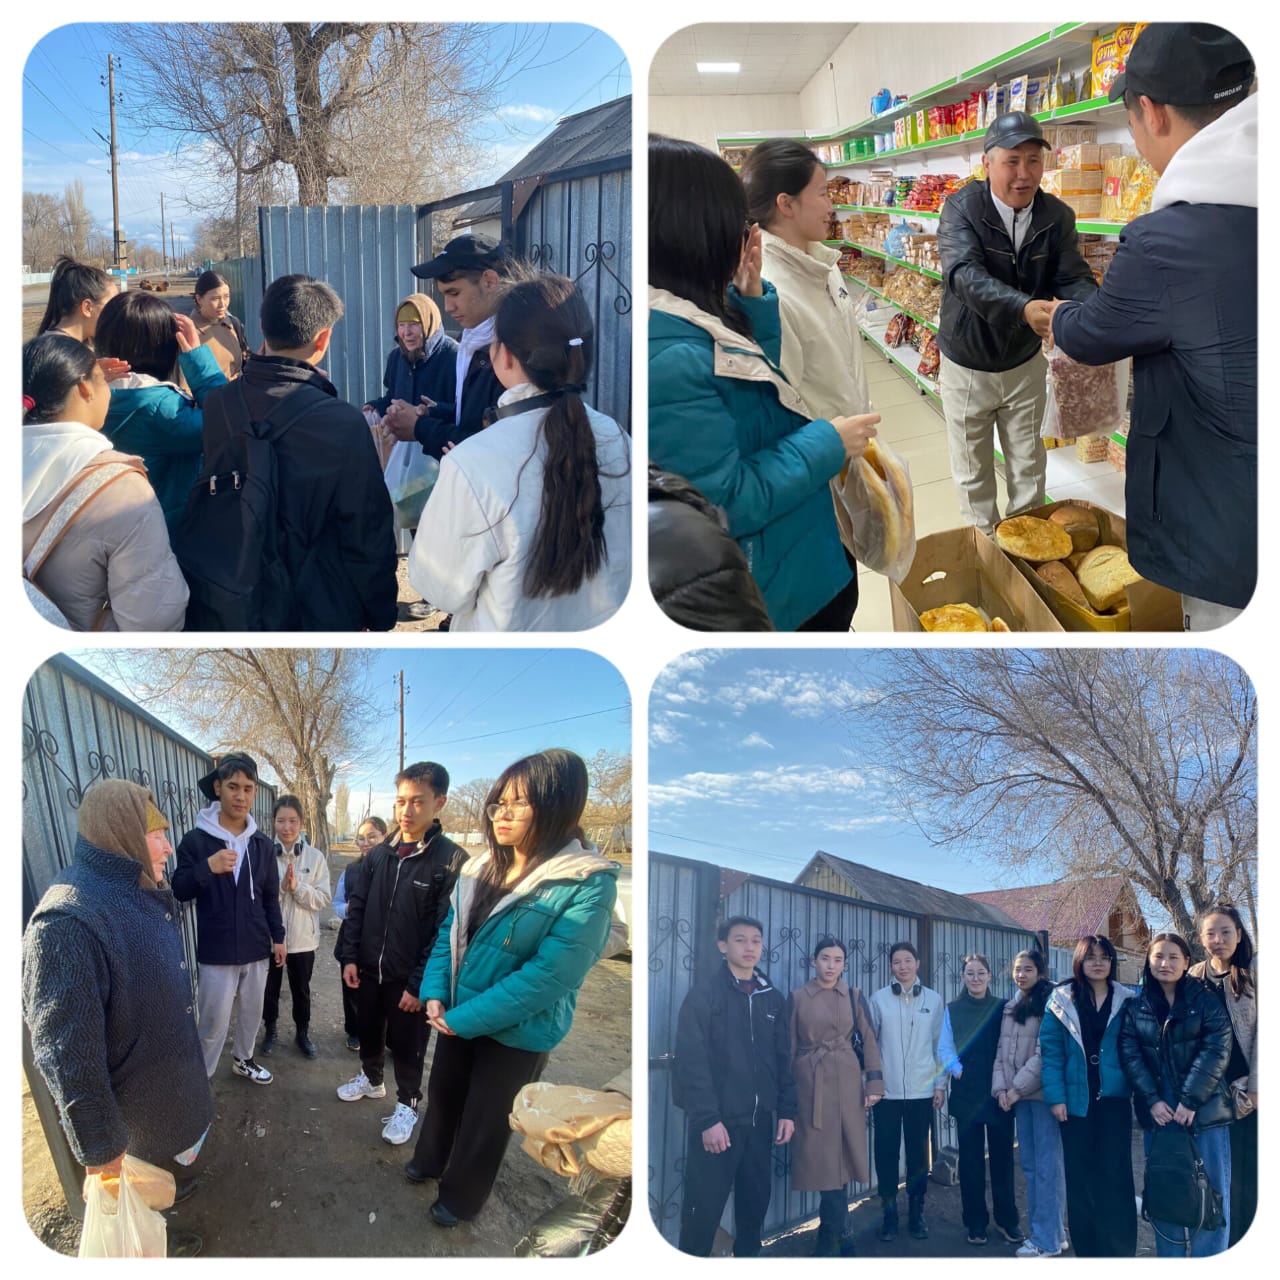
[
  {"x1": 411, "y1": 234, "x2": 509, "y2": 280},
  {"x1": 983, "y1": 111, "x2": 1052, "y2": 153},
  {"x1": 1109, "y1": 23, "x2": 1255, "y2": 106},
  {"x1": 198, "y1": 752, "x2": 259, "y2": 801}
]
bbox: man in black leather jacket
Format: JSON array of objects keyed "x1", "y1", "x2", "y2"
[{"x1": 937, "y1": 112, "x2": 1097, "y2": 533}]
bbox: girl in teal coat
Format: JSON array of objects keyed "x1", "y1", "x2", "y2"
[
  {"x1": 648, "y1": 135, "x2": 879, "y2": 630},
  {"x1": 96, "y1": 291, "x2": 227, "y2": 530},
  {"x1": 407, "y1": 748, "x2": 618, "y2": 1225},
  {"x1": 1040, "y1": 935, "x2": 1136, "y2": 1256}
]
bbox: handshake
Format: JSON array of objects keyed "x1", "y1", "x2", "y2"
[{"x1": 1023, "y1": 298, "x2": 1064, "y2": 347}]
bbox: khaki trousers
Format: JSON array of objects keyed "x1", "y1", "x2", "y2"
[{"x1": 940, "y1": 349, "x2": 1047, "y2": 533}]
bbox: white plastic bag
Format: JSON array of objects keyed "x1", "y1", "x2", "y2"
[
  {"x1": 1042, "y1": 344, "x2": 1129, "y2": 439},
  {"x1": 831, "y1": 438, "x2": 917, "y2": 584},
  {"x1": 79, "y1": 1157, "x2": 170, "y2": 1257},
  {"x1": 384, "y1": 440, "x2": 440, "y2": 530}
]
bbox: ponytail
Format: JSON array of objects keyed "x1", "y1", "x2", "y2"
[
  {"x1": 23, "y1": 333, "x2": 98, "y2": 424},
  {"x1": 37, "y1": 256, "x2": 113, "y2": 337}
]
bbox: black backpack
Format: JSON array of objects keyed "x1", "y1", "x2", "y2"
[
  {"x1": 1141, "y1": 1123, "x2": 1225, "y2": 1251},
  {"x1": 174, "y1": 380, "x2": 313, "y2": 631}
]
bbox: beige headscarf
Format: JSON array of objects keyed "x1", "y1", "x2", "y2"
[
  {"x1": 395, "y1": 293, "x2": 443, "y2": 352},
  {"x1": 78, "y1": 779, "x2": 165, "y2": 891}
]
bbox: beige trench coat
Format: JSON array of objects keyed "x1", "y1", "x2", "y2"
[{"x1": 789, "y1": 979, "x2": 884, "y2": 1191}]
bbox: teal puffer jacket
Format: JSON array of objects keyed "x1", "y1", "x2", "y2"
[
  {"x1": 1039, "y1": 980, "x2": 1135, "y2": 1116},
  {"x1": 103, "y1": 344, "x2": 226, "y2": 530},
  {"x1": 419, "y1": 844, "x2": 618, "y2": 1052},
  {"x1": 649, "y1": 284, "x2": 850, "y2": 630}
]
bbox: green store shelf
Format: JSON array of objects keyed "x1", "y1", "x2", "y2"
[
  {"x1": 844, "y1": 276, "x2": 939, "y2": 334},
  {"x1": 836, "y1": 204, "x2": 942, "y2": 220},
  {"x1": 847, "y1": 241, "x2": 943, "y2": 281}
]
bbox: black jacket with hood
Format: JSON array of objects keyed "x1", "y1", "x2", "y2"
[
  {"x1": 937, "y1": 180, "x2": 1097, "y2": 372},
  {"x1": 673, "y1": 962, "x2": 797, "y2": 1132},
  {"x1": 197, "y1": 352, "x2": 398, "y2": 631},
  {"x1": 415, "y1": 346, "x2": 504, "y2": 458},
  {"x1": 338, "y1": 822, "x2": 466, "y2": 993}
]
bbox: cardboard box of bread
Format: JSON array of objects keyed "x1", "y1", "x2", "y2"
[
  {"x1": 995, "y1": 501, "x2": 1181, "y2": 631},
  {"x1": 890, "y1": 527, "x2": 1063, "y2": 632}
]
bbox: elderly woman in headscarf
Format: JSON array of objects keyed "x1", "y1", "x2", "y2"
[
  {"x1": 22, "y1": 779, "x2": 214, "y2": 1256},
  {"x1": 362, "y1": 292, "x2": 459, "y2": 451}
]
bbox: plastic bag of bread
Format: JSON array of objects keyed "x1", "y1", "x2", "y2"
[
  {"x1": 1043, "y1": 344, "x2": 1128, "y2": 438},
  {"x1": 831, "y1": 437, "x2": 916, "y2": 583}
]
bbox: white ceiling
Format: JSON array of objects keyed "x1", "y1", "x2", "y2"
[{"x1": 650, "y1": 24, "x2": 857, "y2": 97}]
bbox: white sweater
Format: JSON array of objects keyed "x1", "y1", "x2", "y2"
[
  {"x1": 408, "y1": 387, "x2": 631, "y2": 631},
  {"x1": 867, "y1": 982, "x2": 945, "y2": 1100},
  {"x1": 760, "y1": 229, "x2": 871, "y2": 422},
  {"x1": 274, "y1": 840, "x2": 332, "y2": 954}
]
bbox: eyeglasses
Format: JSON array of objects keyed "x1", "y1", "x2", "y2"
[{"x1": 486, "y1": 800, "x2": 532, "y2": 820}]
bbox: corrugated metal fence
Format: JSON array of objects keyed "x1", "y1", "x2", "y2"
[{"x1": 649, "y1": 851, "x2": 1056, "y2": 1246}]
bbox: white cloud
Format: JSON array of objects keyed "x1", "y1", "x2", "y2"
[
  {"x1": 739, "y1": 732, "x2": 773, "y2": 749},
  {"x1": 496, "y1": 103, "x2": 558, "y2": 124},
  {"x1": 650, "y1": 764, "x2": 870, "y2": 809}
]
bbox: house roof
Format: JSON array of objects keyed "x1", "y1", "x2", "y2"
[
  {"x1": 799, "y1": 851, "x2": 1026, "y2": 929},
  {"x1": 966, "y1": 876, "x2": 1138, "y2": 946},
  {"x1": 453, "y1": 96, "x2": 631, "y2": 227}
]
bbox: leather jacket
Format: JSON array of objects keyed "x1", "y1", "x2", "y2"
[
  {"x1": 937, "y1": 181, "x2": 1097, "y2": 372},
  {"x1": 1117, "y1": 976, "x2": 1234, "y2": 1132}
]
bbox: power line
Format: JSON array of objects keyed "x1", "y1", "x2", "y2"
[
  {"x1": 440, "y1": 650, "x2": 550, "y2": 732},
  {"x1": 409, "y1": 702, "x2": 630, "y2": 749},
  {"x1": 23, "y1": 74, "x2": 103, "y2": 150}
]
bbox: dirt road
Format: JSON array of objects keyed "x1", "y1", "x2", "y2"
[{"x1": 22, "y1": 854, "x2": 631, "y2": 1257}]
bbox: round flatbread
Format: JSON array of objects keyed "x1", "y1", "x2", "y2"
[
  {"x1": 919, "y1": 603, "x2": 988, "y2": 632},
  {"x1": 995, "y1": 515, "x2": 1074, "y2": 562}
]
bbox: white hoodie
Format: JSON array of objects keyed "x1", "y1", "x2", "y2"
[
  {"x1": 1150, "y1": 92, "x2": 1256, "y2": 211},
  {"x1": 195, "y1": 801, "x2": 260, "y2": 895}
]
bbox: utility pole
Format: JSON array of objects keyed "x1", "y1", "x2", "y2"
[
  {"x1": 160, "y1": 191, "x2": 168, "y2": 273},
  {"x1": 102, "y1": 56, "x2": 124, "y2": 270},
  {"x1": 398, "y1": 670, "x2": 406, "y2": 774},
  {"x1": 171, "y1": 223, "x2": 177, "y2": 270}
]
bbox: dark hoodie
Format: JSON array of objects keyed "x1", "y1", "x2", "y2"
[{"x1": 366, "y1": 293, "x2": 458, "y2": 450}]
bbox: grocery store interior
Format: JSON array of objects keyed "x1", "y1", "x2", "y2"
[{"x1": 650, "y1": 22, "x2": 1151, "y2": 630}]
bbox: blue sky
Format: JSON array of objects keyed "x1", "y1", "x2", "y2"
[
  {"x1": 649, "y1": 649, "x2": 1060, "y2": 895},
  {"x1": 23, "y1": 23, "x2": 629, "y2": 257},
  {"x1": 65, "y1": 647, "x2": 631, "y2": 824}
]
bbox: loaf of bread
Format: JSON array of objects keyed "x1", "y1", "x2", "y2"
[
  {"x1": 1076, "y1": 545, "x2": 1141, "y2": 611},
  {"x1": 1066, "y1": 548, "x2": 1092, "y2": 573},
  {"x1": 1036, "y1": 560, "x2": 1091, "y2": 610},
  {"x1": 920, "y1": 603, "x2": 988, "y2": 632},
  {"x1": 859, "y1": 438, "x2": 914, "y2": 568},
  {"x1": 995, "y1": 515, "x2": 1074, "y2": 562},
  {"x1": 1047, "y1": 504, "x2": 1100, "y2": 553}
]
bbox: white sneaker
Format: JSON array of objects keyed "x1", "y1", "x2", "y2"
[
  {"x1": 1015, "y1": 1242, "x2": 1062, "y2": 1258},
  {"x1": 232, "y1": 1056, "x2": 273, "y2": 1084},
  {"x1": 337, "y1": 1071, "x2": 386, "y2": 1101},
  {"x1": 381, "y1": 1101, "x2": 419, "y2": 1145}
]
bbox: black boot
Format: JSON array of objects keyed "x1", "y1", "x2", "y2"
[
  {"x1": 877, "y1": 1197, "x2": 898, "y2": 1242},
  {"x1": 295, "y1": 1027, "x2": 317, "y2": 1058},
  {"x1": 813, "y1": 1223, "x2": 840, "y2": 1257},
  {"x1": 908, "y1": 1194, "x2": 928, "y2": 1240},
  {"x1": 259, "y1": 1023, "x2": 277, "y2": 1056}
]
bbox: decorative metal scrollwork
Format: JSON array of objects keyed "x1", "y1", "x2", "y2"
[
  {"x1": 650, "y1": 913, "x2": 695, "y2": 975},
  {"x1": 768, "y1": 924, "x2": 805, "y2": 966},
  {"x1": 529, "y1": 242, "x2": 555, "y2": 270},
  {"x1": 576, "y1": 241, "x2": 632, "y2": 316}
]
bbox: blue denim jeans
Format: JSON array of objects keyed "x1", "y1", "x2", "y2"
[
  {"x1": 1014, "y1": 1099, "x2": 1066, "y2": 1252},
  {"x1": 1143, "y1": 1124, "x2": 1232, "y2": 1257}
]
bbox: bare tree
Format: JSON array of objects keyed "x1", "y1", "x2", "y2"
[
  {"x1": 583, "y1": 749, "x2": 632, "y2": 857},
  {"x1": 113, "y1": 23, "x2": 526, "y2": 208},
  {"x1": 23, "y1": 191, "x2": 64, "y2": 272},
  {"x1": 840, "y1": 650, "x2": 1256, "y2": 942},
  {"x1": 331, "y1": 781, "x2": 352, "y2": 842},
  {"x1": 103, "y1": 649, "x2": 379, "y2": 851},
  {"x1": 446, "y1": 777, "x2": 495, "y2": 847},
  {"x1": 61, "y1": 179, "x2": 96, "y2": 261}
]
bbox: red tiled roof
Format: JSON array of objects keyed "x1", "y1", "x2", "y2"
[{"x1": 966, "y1": 876, "x2": 1131, "y2": 944}]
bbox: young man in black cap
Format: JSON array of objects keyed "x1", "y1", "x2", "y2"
[
  {"x1": 1043, "y1": 23, "x2": 1256, "y2": 630},
  {"x1": 936, "y1": 112, "x2": 1098, "y2": 534},
  {"x1": 382, "y1": 235, "x2": 513, "y2": 457},
  {"x1": 171, "y1": 753, "x2": 285, "y2": 1084},
  {"x1": 336, "y1": 761, "x2": 465, "y2": 1147}
]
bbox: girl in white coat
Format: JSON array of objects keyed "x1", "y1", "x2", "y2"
[{"x1": 408, "y1": 274, "x2": 630, "y2": 630}]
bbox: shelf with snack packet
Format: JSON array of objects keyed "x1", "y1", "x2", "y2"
[
  {"x1": 857, "y1": 309, "x2": 942, "y2": 407},
  {"x1": 844, "y1": 276, "x2": 939, "y2": 335},
  {"x1": 845, "y1": 242, "x2": 943, "y2": 282}
]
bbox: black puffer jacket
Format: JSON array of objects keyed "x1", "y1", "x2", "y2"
[
  {"x1": 338, "y1": 823, "x2": 466, "y2": 993},
  {"x1": 649, "y1": 467, "x2": 774, "y2": 630},
  {"x1": 937, "y1": 181, "x2": 1097, "y2": 372},
  {"x1": 1117, "y1": 976, "x2": 1233, "y2": 1132},
  {"x1": 416, "y1": 346, "x2": 504, "y2": 457},
  {"x1": 673, "y1": 963, "x2": 797, "y2": 1131}
]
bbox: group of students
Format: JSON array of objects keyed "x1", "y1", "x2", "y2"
[
  {"x1": 21, "y1": 235, "x2": 630, "y2": 633},
  {"x1": 22, "y1": 747, "x2": 621, "y2": 1255},
  {"x1": 673, "y1": 912, "x2": 1256, "y2": 1258}
]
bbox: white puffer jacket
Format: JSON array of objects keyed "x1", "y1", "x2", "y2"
[{"x1": 274, "y1": 840, "x2": 332, "y2": 953}]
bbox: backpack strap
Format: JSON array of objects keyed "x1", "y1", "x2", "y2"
[
  {"x1": 232, "y1": 377, "x2": 317, "y2": 444},
  {"x1": 24, "y1": 459, "x2": 148, "y2": 583}
]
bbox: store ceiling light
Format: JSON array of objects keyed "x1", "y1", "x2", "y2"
[{"x1": 697, "y1": 62, "x2": 741, "y2": 74}]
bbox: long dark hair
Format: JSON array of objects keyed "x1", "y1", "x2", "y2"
[
  {"x1": 95, "y1": 291, "x2": 180, "y2": 381},
  {"x1": 23, "y1": 333, "x2": 98, "y2": 424},
  {"x1": 740, "y1": 138, "x2": 824, "y2": 228},
  {"x1": 1068, "y1": 934, "x2": 1118, "y2": 1005},
  {"x1": 649, "y1": 133, "x2": 752, "y2": 338},
  {"x1": 493, "y1": 274, "x2": 624, "y2": 598},
  {"x1": 1012, "y1": 949, "x2": 1052, "y2": 1022},
  {"x1": 195, "y1": 270, "x2": 229, "y2": 298},
  {"x1": 37, "y1": 256, "x2": 113, "y2": 336},
  {"x1": 480, "y1": 749, "x2": 589, "y2": 876},
  {"x1": 1196, "y1": 901, "x2": 1254, "y2": 996},
  {"x1": 1140, "y1": 931, "x2": 1193, "y2": 1001}
]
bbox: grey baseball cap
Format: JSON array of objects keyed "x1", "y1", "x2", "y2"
[{"x1": 984, "y1": 111, "x2": 1052, "y2": 153}]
